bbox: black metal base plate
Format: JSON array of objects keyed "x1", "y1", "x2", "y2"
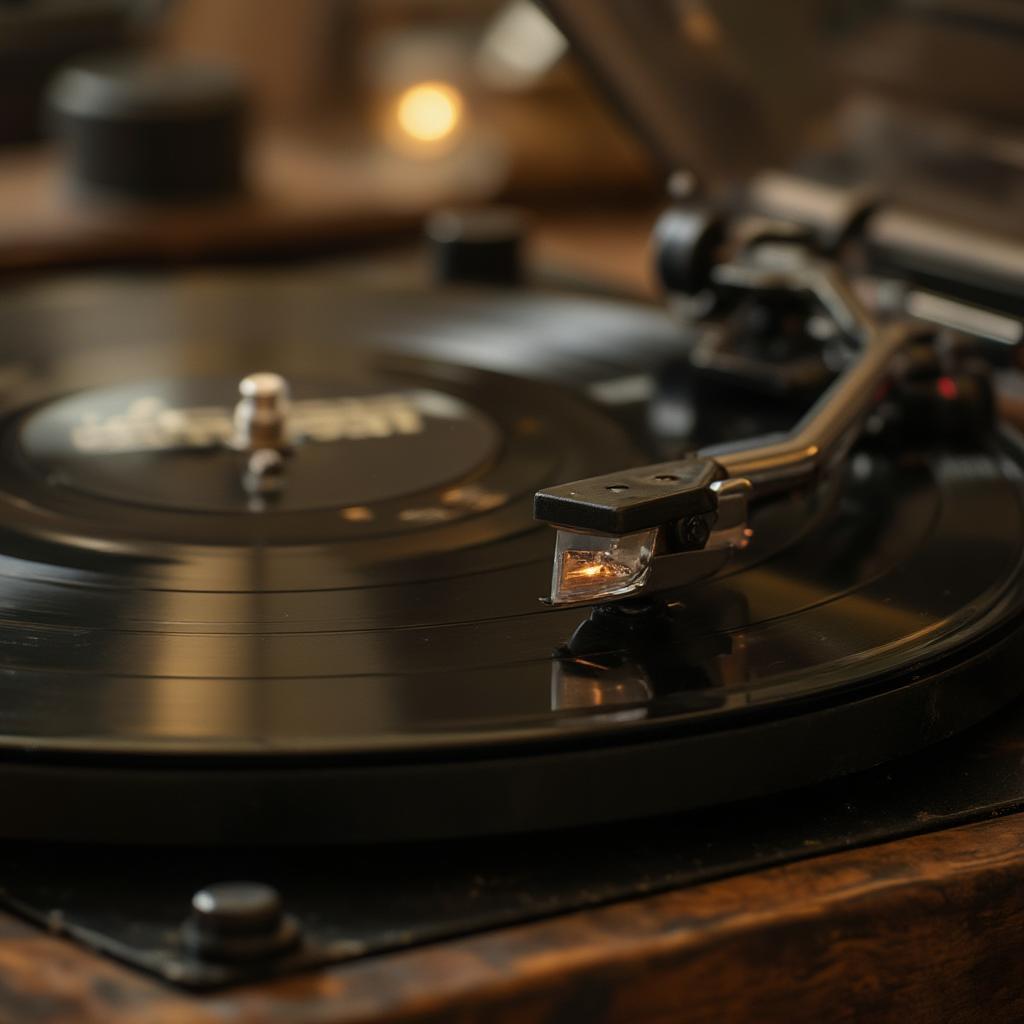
[{"x1": 4, "y1": 686, "x2": 1024, "y2": 990}]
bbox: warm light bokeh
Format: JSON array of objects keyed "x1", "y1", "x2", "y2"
[{"x1": 394, "y1": 81, "x2": 464, "y2": 144}]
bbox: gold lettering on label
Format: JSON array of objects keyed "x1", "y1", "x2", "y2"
[{"x1": 70, "y1": 392, "x2": 432, "y2": 455}]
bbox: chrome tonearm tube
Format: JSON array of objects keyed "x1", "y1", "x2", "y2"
[{"x1": 533, "y1": 229, "x2": 916, "y2": 606}]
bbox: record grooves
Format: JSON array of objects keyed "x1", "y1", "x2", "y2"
[{"x1": 0, "y1": 272, "x2": 1019, "y2": 842}]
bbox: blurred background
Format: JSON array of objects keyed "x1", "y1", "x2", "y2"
[
  {"x1": 0, "y1": 0, "x2": 663, "y2": 290},
  {"x1": 0, "y1": 0, "x2": 1021, "y2": 296}
]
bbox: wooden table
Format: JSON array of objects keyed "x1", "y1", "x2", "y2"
[{"x1": 1, "y1": 812, "x2": 1021, "y2": 1023}]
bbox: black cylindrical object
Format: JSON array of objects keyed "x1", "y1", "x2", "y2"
[
  {"x1": 48, "y1": 55, "x2": 247, "y2": 203},
  {"x1": 181, "y1": 882, "x2": 301, "y2": 964},
  {"x1": 652, "y1": 202, "x2": 725, "y2": 296},
  {"x1": 426, "y1": 207, "x2": 525, "y2": 286}
]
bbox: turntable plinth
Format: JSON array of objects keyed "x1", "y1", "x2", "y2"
[{"x1": 1, "y1": 813, "x2": 1021, "y2": 1024}]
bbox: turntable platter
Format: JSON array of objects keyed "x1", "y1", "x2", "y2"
[{"x1": 0, "y1": 268, "x2": 1020, "y2": 843}]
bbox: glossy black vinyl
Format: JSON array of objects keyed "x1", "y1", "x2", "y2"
[{"x1": 0, "y1": 266, "x2": 1019, "y2": 841}]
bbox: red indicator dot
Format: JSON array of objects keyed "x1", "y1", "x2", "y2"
[{"x1": 936, "y1": 376, "x2": 959, "y2": 401}]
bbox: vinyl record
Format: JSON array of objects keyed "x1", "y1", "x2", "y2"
[{"x1": 0, "y1": 268, "x2": 1021, "y2": 843}]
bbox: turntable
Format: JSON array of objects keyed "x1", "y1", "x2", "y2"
[
  {"x1": 0, "y1": 210, "x2": 1020, "y2": 852},
  {"x1": 0, "y1": 1, "x2": 1023, "y2": 1021}
]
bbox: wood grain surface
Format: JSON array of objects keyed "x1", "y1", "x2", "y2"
[{"x1": 0, "y1": 812, "x2": 1021, "y2": 1023}]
